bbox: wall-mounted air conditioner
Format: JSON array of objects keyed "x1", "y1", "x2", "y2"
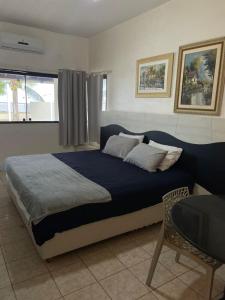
[{"x1": 0, "y1": 32, "x2": 44, "y2": 54}]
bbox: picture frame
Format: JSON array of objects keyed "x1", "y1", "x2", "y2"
[
  {"x1": 174, "y1": 37, "x2": 225, "y2": 115},
  {"x1": 136, "y1": 53, "x2": 174, "y2": 98}
]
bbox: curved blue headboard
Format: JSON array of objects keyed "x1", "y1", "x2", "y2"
[{"x1": 100, "y1": 124, "x2": 225, "y2": 195}]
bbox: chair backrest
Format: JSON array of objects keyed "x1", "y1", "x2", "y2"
[{"x1": 162, "y1": 187, "x2": 190, "y2": 230}]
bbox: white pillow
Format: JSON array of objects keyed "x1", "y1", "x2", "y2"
[
  {"x1": 124, "y1": 143, "x2": 167, "y2": 172},
  {"x1": 148, "y1": 140, "x2": 183, "y2": 171},
  {"x1": 103, "y1": 135, "x2": 139, "y2": 159},
  {"x1": 119, "y1": 132, "x2": 144, "y2": 143}
]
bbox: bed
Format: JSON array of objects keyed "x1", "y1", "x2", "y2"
[{"x1": 4, "y1": 124, "x2": 225, "y2": 259}]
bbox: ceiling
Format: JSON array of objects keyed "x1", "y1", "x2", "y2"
[{"x1": 0, "y1": 0, "x2": 170, "y2": 37}]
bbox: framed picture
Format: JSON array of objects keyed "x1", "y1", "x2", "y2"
[
  {"x1": 136, "y1": 53, "x2": 174, "y2": 98},
  {"x1": 174, "y1": 37, "x2": 225, "y2": 115}
]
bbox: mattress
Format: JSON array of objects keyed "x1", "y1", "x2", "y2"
[{"x1": 31, "y1": 150, "x2": 195, "y2": 245}]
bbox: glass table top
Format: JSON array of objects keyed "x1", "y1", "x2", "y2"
[{"x1": 171, "y1": 195, "x2": 225, "y2": 263}]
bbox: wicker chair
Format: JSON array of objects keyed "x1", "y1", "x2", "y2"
[{"x1": 146, "y1": 187, "x2": 222, "y2": 300}]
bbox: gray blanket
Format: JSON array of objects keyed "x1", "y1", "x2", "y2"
[{"x1": 4, "y1": 154, "x2": 111, "y2": 224}]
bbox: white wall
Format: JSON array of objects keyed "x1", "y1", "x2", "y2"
[
  {"x1": 0, "y1": 21, "x2": 89, "y2": 72},
  {"x1": 0, "y1": 123, "x2": 63, "y2": 163},
  {"x1": 101, "y1": 111, "x2": 225, "y2": 144},
  {"x1": 90, "y1": 0, "x2": 225, "y2": 116},
  {"x1": 0, "y1": 22, "x2": 89, "y2": 163}
]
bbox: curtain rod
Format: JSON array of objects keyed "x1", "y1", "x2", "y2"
[
  {"x1": 58, "y1": 69, "x2": 112, "y2": 75},
  {"x1": 90, "y1": 70, "x2": 112, "y2": 75}
]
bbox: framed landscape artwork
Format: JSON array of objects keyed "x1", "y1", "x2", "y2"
[
  {"x1": 174, "y1": 37, "x2": 225, "y2": 115},
  {"x1": 136, "y1": 53, "x2": 174, "y2": 98}
]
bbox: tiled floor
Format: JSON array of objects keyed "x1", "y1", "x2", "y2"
[{"x1": 0, "y1": 179, "x2": 225, "y2": 300}]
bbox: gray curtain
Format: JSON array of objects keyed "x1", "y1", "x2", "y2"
[
  {"x1": 58, "y1": 70, "x2": 87, "y2": 146},
  {"x1": 87, "y1": 74, "x2": 103, "y2": 143}
]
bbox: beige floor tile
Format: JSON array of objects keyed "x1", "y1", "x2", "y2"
[
  {"x1": 0, "y1": 203, "x2": 19, "y2": 218},
  {"x1": 0, "y1": 225, "x2": 28, "y2": 245},
  {"x1": 0, "y1": 285, "x2": 16, "y2": 300},
  {"x1": 0, "y1": 195, "x2": 11, "y2": 209},
  {"x1": 161, "y1": 245, "x2": 171, "y2": 253},
  {"x1": 152, "y1": 277, "x2": 203, "y2": 300},
  {"x1": 0, "y1": 204, "x2": 23, "y2": 230},
  {"x1": 0, "y1": 263, "x2": 11, "y2": 289},
  {"x1": 7, "y1": 254, "x2": 48, "y2": 284},
  {"x1": 134, "y1": 234, "x2": 169, "y2": 257},
  {"x1": 52, "y1": 259, "x2": 96, "y2": 295},
  {"x1": 0, "y1": 193, "x2": 8, "y2": 200},
  {"x1": 46, "y1": 251, "x2": 82, "y2": 273},
  {"x1": 216, "y1": 264, "x2": 225, "y2": 282},
  {"x1": 116, "y1": 246, "x2": 150, "y2": 268},
  {"x1": 139, "y1": 292, "x2": 160, "y2": 300},
  {"x1": 14, "y1": 273, "x2": 61, "y2": 300},
  {"x1": 0, "y1": 188, "x2": 5, "y2": 195},
  {"x1": 64, "y1": 283, "x2": 110, "y2": 300},
  {"x1": 0, "y1": 247, "x2": 5, "y2": 265},
  {"x1": 0, "y1": 190, "x2": 7, "y2": 197},
  {"x1": 0, "y1": 178, "x2": 5, "y2": 184},
  {"x1": 78, "y1": 244, "x2": 125, "y2": 280},
  {"x1": 100, "y1": 269, "x2": 148, "y2": 300},
  {"x1": 179, "y1": 267, "x2": 225, "y2": 298},
  {"x1": 2, "y1": 237, "x2": 36, "y2": 263},
  {"x1": 129, "y1": 258, "x2": 175, "y2": 289},
  {"x1": 140, "y1": 239, "x2": 158, "y2": 256},
  {"x1": 77, "y1": 242, "x2": 110, "y2": 258},
  {"x1": 106, "y1": 235, "x2": 150, "y2": 267},
  {"x1": 159, "y1": 249, "x2": 198, "y2": 276},
  {"x1": 0, "y1": 184, "x2": 9, "y2": 195}
]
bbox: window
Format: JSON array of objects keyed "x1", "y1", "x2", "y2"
[
  {"x1": 0, "y1": 70, "x2": 58, "y2": 122},
  {"x1": 102, "y1": 74, "x2": 107, "y2": 111}
]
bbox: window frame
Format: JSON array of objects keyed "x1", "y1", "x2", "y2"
[
  {"x1": 0, "y1": 68, "x2": 59, "y2": 124},
  {"x1": 102, "y1": 73, "x2": 108, "y2": 112}
]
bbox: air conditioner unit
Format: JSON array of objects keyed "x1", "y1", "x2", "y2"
[{"x1": 0, "y1": 32, "x2": 44, "y2": 54}]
